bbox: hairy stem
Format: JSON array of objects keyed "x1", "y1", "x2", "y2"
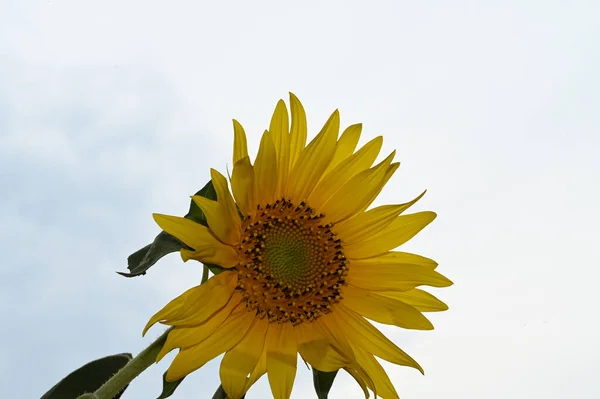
[{"x1": 77, "y1": 328, "x2": 172, "y2": 399}]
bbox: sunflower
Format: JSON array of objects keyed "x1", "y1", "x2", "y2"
[{"x1": 144, "y1": 93, "x2": 452, "y2": 399}]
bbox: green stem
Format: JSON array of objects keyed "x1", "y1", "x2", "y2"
[{"x1": 77, "y1": 328, "x2": 172, "y2": 399}]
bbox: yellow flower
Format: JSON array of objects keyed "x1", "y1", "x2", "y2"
[{"x1": 144, "y1": 94, "x2": 452, "y2": 399}]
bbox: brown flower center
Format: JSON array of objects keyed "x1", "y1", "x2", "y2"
[{"x1": 235, "y1": 198, "x2": 348, "y2": 325}]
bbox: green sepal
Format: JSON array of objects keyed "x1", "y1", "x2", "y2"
[
  {"x1": 119, "y1": 180, "x2": 217, "y2": 277},
  {"x1": 205, "y1": 263, "x2": 226, "y2": 275},
  {"x1": 41, "y1": 353, "x2": 132, "y2": 399},
  {"x1": 312, "y1": 368, "x2": 339, "y2": 399},
  {"x1": 156, "y1": 372, "x2": 184, "y2": 399},
  {"x1": 211, "y1": 385, "x2": 245, "y2": 399}
]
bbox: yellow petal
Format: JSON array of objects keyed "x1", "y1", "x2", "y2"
[
  {"x1": 164, "y1": 280, "x2": 240, "y2": 328},
  {"x1": 270, "y1": 99, "x2": 290, "y2": 198},
  {"x1": 342, "y1": 285, "x2": 434, "y2": 330},
  {"x1": 178, "y1": 246, "x2": 239, "y2": 267},
  {"x1": 152, "y1": 213, "x2": 220, "y2": 252},
  {"x1": 266, "y1": 322, "x2": 298, "y2": 399},
  {"x1": 165, "y1": 303, "x2": 255, "y2": 381},
  {"x1": 317, "y1": 313, "x2": 356, "y2": 364},
  {"x1": 344, "y1": 211, "x2": 437, "y2": 259},
  {"x1": 325, "y1": 123, "x2": 362, "y2": 174},
  {"x1": 143, "y1": 271, "x2": 238, "y2": 335},
  {"x1": 244, "y1": 345, "x2": 267, "y2": 393},
  {"x1": 343, "y1": 367, "x2": 370, "y2": 399},
  {"x1": 345, "y1": 364, "x2": 376, "y2": 398},
  {"x1": 379, "y1": 289, "x2": 449, "y2": 312},
  {"x1": 336, "y1": 305, "x2": 423, "y2": 373},
  {"x1": 152, "y1": 214, "x2": 239, "y2": 267},
  {"x1": 288, "y1": 92, "x2": 307, "y2": 170},
  {"x1": 287, "y1": 110, "x2": 339, "y2": 202},
  {"x1": 254, "y1": 130, "x2": 278, "y2": 205},
  {"x1": 295, "y1": 322, "x2": 350, "y2": 372},
  {"x1": 355, "y1": 162, "x2": 400, "y2": 217},
  {"x1": 353, "y1": 347, "x2": 399, "y2": 399},
  {"x1": 308, "y1": 136, "x2": 383, "y2": 209},
  {"x1": 156, "y1": 291, "x2": 243, "y2": 362},
  {"x1": 232, "y1": 119, "x2": 248, "y2": 165},
  {"x1": 335, "y1": 191, "x2": 426, "y2": 245},
  {"x1": 362, "y1": 161, "x2": 400, "y2": 214},
  {"x1": 319, "y1": 151, "x2": 395, "y2": 223},
  {"x1": 192, "y1": 169, "x2": 241, "y2": 245},
  {"x1": 347, "y1": 261, "x2": 452, "y2": 291},
  {"x1": 211, "y1": 169, "x2": 241, "y2": 225},
  {"x1": 351, "y1": 251, "x2": 438, "y2": 269},
  {"x1": 231, "y1": 156, "x2": 255, "y2": 217},
  {"x1": 220, "y1": 316, "x2": 269, "y2": 399}
]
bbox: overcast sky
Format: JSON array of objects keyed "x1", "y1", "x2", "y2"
[{"x1": 1, "y1": 1, "x2": 599, "y2": 398}]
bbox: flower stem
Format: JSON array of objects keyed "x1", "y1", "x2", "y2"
[{"x1": 77, "y1": 328, "x2": 172, "y2": 399}]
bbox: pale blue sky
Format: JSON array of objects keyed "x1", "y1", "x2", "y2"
[{"x1": 1, "y1": 1, "x2": 599, "y2": 398}]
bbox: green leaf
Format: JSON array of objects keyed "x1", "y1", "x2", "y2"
[
  {"x1": 119, "y1": 180, "x2": 217, "y2": 277},
  {"x1": 312, "y1": 368, "x2": 339, "y2": 399},
  {"x1": 41, "y1": 353, "x2": 132, "y2": 399},
  {"x1": 157, "y1": 373, "x2": 184, "y2": 399},
  {"x1": 118, "y1": 231, "x2": 188, "y2": 277}
]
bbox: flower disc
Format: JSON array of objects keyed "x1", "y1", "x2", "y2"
[{"x1": 237, "y1": 199, "x2": 346, "y2": 325}]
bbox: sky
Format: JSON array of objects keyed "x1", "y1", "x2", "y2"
[{"x1": 0, "y1": 1, "x2": 599, "y2": 398}]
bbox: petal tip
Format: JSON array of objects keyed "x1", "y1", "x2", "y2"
[
  {"x1": 142, "y1": 321, "x2": 154, "y2": 337},
  {"x1": 289, "y1": 92, "x2": 302, "y2": 105},
  {"x1": 165, "y1": 367, "x2": 181, "y2": 383},
  {"x1": 152, "y1": 213, "x2": 168, "y2": 225}
]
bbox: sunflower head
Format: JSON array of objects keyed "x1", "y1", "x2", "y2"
[{"x1": 145, "y1": 93, "x2": 452, "y2": 399}]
